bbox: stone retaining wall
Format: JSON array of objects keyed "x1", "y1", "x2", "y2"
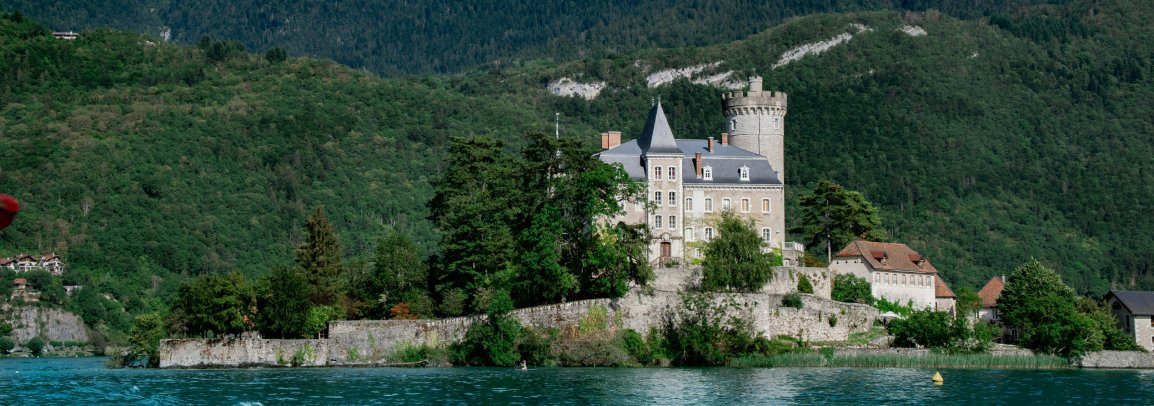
[
  {"x1": 159, "y1": 266, "x2": 873, "y2": 368},
  {"x1": 1074, "y1": 351, "x2": 1154, "y2": 368}
]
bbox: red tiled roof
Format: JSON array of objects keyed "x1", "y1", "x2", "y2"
[
  {"x1": 935, "y1": 275, "x2": 956, "y2": 298},
  {"x1": 834, "y1": 240, "x2": 938, "y2": 274},
  {"x1": 978, "y1": 276, "x2": 1005, "y2": 308},
  {"x1": 0, "y1": 258, "x2": 12, "y2": 265},
  {"x1": 13, "y1": 278, "x2": 27, "y2": 285}
]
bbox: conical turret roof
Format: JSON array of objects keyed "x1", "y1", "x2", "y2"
[{"x1": 637, "y1": 102, "x2": 682, "y2": 154}]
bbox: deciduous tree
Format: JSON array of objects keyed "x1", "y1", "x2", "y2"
[{"x1": 701, "y1": 211, "x2": 779, "y2": 292}]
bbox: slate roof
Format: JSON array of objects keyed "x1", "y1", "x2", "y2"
[
  {"x1": 935, "y1": 275, "x2": 956, "y2": 298},
  {"x1": 597, "y1": 101, "x2": 783, "y2": 185},
  {"x1": 833, "y1": 240, "x2": 938, "y2": 275},
  {"x1": 1106, "y1": 291, "x2": 1154, "y2": 315},
  {"x1": 977, "y1": 276, "x2": 1004, "y2": 308},
  {"x1": 636, "y1": 102, "x2": 681, "y2": 154}
]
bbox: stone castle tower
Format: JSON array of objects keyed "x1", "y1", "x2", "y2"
[{"x1": 722, "y1": 77, "x2": 788, "y2": 182}]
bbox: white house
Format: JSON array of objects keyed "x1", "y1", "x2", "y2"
[{"x1": 829, "y1": 240, "x2": 940, "y2": 309}]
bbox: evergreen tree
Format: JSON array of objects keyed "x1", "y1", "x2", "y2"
[
  {"x1": 428, "y1": 136, "x2": 520, "y2": 313},
  {"x1": 128, "y1": 312, "x2": 166, "y2": 368},
  {"x1": 257, "y1": 266, "x2": 312, "y2": 339},
  {"x1": 170, "y1": 273, "x2": 255, "y2": 337},
  {"x1": 701, "y1": 211, "x2": 779, "y2": 292},
  {"x1": 793, "y1": 180, "x2": 883, "y2": 263},
  {"x1": 296, "y1": 207, "x2": 344, "y2": 306}
]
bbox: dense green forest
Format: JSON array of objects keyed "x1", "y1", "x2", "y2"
[
  {"x1": 0, "y1": 0, "x2": 1070, "y2": 76},
  {"x1": 3, "y1": 0, "x2": 1154, "y2": 341}
]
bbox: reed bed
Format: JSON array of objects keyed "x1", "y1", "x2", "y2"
[{"x1": 731, "y1": 353, "x2": 1070, "y2": 369}]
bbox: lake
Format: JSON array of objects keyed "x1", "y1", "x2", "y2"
[{"x1": 3, "y1": 357, "x2": 1154, "y2": 404}]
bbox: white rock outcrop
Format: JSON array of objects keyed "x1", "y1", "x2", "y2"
[
  {"x1": 646, "y1": 62, "x2": 723, "y2": 88},
  {"x1": 898, "y1": 25, "x2": 927, "y2": 37},
  {"x1": 547, "y1": 77, "x2": 606, "y2": 100}
]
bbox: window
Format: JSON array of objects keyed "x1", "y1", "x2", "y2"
[
  {"x1": 654, "y1": 191, "x2": 662, "y2": 206},
  {"x1": 762, "y1": 199, "x2": 770, "y2": 213},
  {"x1": 654, "y1": 166, "x2": 662, "y2": 180},
  {"x1": 695, "y1": 248, "x2": 703, "y2": 258},
  {"x1": 762, "y1": 228, "x2": 771, "y2": 242},
  {"x1": 902, "y1": 275, "x2": 907, "y2": 285},
  {"x1": 874, "y1": 273, "x2": 880, "y2": 283},
  {"x1": 704, "y1": 227, "x2": 714, "y2": 241},
  {"x1": 740, "y1": 166, "x2": 750, "y2": 181},
  {"x1": 703, "y1": 166, "x2": 713, "y2": 180},
  {"x1": 685, "y1": 198, "x2": 693, "y2": 211},
  {"x1": 722, "y1": 198, "x2": 732, "y2": 210},
  {"x1": 669, "y1": 216, "x2": 677, "y2": 229},
  {"x1": 685, "y1": 227, "x2": 694, "y2": 241},
  {"x1": 704, "y1": 198, "x2": 713, "y2": 212},
  {"x1": 654, "y1": 215, "x2": 662, "y2": 228},
  {"x1": 669, "y1": 192, "x2": 677, "y2": 207},
  {"x1": 731, "y1": 119, "x2": 738, "y2": 131},
  {"x1": 741, "y1": 198, "x2": 750, "y2": 212},
  {"x1": 669, "y1": 166, "x2": 677, "y2": 179}
]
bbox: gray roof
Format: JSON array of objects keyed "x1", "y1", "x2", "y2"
[
  {"x1": 636, "y1": 103, "x2": 682, "y2": 154},
  {"x1": 599, "y1": 139, "x2": 782, "y2": 185},
  {"x1": 1107, "y1": 291, "x2": 1154, "y2": 315}
]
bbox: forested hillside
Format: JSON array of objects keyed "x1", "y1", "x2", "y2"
[
  {"x1": 3, "y1": 0, "x2": 1154, "y2": 338},
  {"x1": 0, "y1": 0, "x2": 1068, "y2": 76}
]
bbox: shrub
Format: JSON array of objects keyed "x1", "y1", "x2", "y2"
[
  {"x1": 781, "y1": 292, "x2": 803, "y2": 308},
  {"x1": 831, "y1": 274, "x2": 872, "y2": 305},
  {"x1": 26, "y1": 336, "x2": 45, "y2": 356},
  {"x1": 0, "y1": 336, "x2": 14, "y2": 354},
  {"x1": 797, "y1": 274, "x2": 814, "y2": 294},
  {"x1": 620, "y1": 329, "x2": 654, "y2": 365}
]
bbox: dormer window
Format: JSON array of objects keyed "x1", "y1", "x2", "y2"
[
  {"x1": 703, "y1": 166, "x2": 713, "y2": 181},
  {"x1": 739, "y1": 166, "x2": 750, "y2": 181},
  {"x1": 653, "y1": 166, "x2": 663, "y2": 180}
]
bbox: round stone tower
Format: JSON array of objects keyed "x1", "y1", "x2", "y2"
[{"x1": 722, "y1": 77, "x2": 788, "y2": 182}]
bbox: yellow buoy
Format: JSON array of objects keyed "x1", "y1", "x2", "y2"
[{"x1": 932, "y1": 371, "x2": 944, "y2": 384}]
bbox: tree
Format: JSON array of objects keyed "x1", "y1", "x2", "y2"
[
  {"x1": 831, "y1": 273, "x2": 873, "y2": 304},
  {"x1": 793, "y1": 180, "x2": 883, "y2": 263},
  {"x1": 701, "y1": 211, "x2": 779, "y2": 292},
  {"x1": 999, "y1": 259, "x2": 1076, "y2": 332},
  {"x1": 257, "y1": 266, "x2": 312, "y2": 339},
  {"x1": 171, "y1": 273, "x2": 256, "y2": 337},
  {"x1": 998, "y1": 259, "x2": 1104, "y2": 356},
  {"x1": 0, "y1": 336, "x2": 14, "y2": 354},
  {"x1": 128, "y1": 312, "x2": 166, "y2": 368},
  {"x1": 890, "y1": 309, "x2": 953, "y2": 348},
  {"x1": 26, "y1": 336, "x2": 44, "y2": 356},
  {"x1": 428, "y1": 136, "x2": 520, "y2": 312},
  {"x1": 371, "y1": 231, "x2": 432, "y2": 318},
  {"x1": 296, "y1": 206, "x2": 344, "y2": 306}
]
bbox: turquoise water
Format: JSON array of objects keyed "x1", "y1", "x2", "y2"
[{"x1": 3, "y1": 357, "x2": 1154, "y2": 404}]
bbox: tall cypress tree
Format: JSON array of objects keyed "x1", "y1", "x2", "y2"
[{"x1": 296, "y1": 206, "x2": 344, "y2": 306}]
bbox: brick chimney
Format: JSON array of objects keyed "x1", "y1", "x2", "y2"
[
  {"x1": 721, "y1": 132, "x2": 728, "y2": 145},
  {"x1": 707, "y1": 137, "x2": 714, "y2": 153},
  {"x1": 695, "y1": 152, "x2": 703, "y2": 177},
  {"x1": 600, "y1": 131, "x2": 622, "y2": 150}
]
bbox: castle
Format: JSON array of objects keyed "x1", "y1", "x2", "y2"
[{"x1": 598, "y1": 77, "x2": 802, "y2": 265}]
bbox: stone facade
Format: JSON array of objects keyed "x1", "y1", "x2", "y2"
[
  {"x1": 598, "y1": 77, "x2": 796, "y2": 266},
  {"x1": 158, "y1": 266, "x2": 875, "y2": 368},
  {"x1": 1104, "y1": 291, "x2": 1154, "y2": 351},
  {"x1": 1074, "y1": 351, "x2": 1154, "y2": 368}
]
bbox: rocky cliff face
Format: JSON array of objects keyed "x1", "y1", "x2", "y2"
[{"x1": 2, "y1": 305, "x2": 90, "y2": 345}]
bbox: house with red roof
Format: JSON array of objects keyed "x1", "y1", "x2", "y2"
[
  {"x1": 1104, "y1": 290, "x2": 1154, "y2": 351},
  {"x1": 829, "y1": 240, "x2": 950, "y2": 310},
  {"x1": 935, "y1": 275, "x2": 956, "y2": 316},
  {"x1": 0, "y1": 253, "x2": 65, "y2": 275},
  {"x1": 977, "y1": 276, "x2": 1005, "y2": 322}
]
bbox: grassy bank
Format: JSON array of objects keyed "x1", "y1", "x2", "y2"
[{"x1": 731, "y1": 352, "x2": 1070, "y2": 369}]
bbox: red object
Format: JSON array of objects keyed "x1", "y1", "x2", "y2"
[{"x1": 0, "y1": 193, "x2": 18, "y2": 230}]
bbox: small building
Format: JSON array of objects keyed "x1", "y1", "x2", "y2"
[
  {"x1": 52, "y1": 31, "x2": 79, "y2": 40},
  {"x1": 1104, "y1": 290, "x2": 1154, "y2": 352},
  {"x1": 935, "y1": 275, "x2": 956, "y2": 316},
  {"x1": 13, "y1": 277, "x2": 27, "y2": 292},
  {"x1": 977, "y1": 276, "x2": 1005, "y2": 322},
  {"x1": 15, "y1": 254, "x2": 37, "y2": 272},
  {"x1": 828, "y1": 240, "x2": 939, "y2": 309},
  {"x1": 40, "y1": 253, "x2": 64, "y2": 275},
  {"x1": 0, "y1": 257, "x2": 14, "y2": 271}
]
